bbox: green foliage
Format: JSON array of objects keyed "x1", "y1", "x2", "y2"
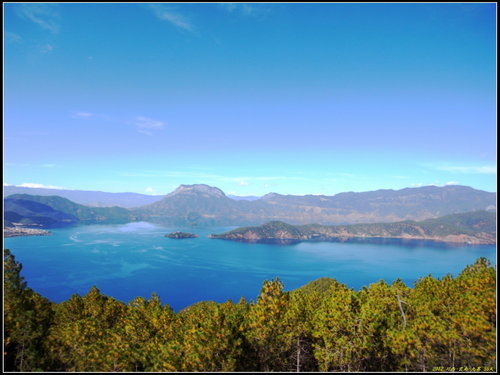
[
  {"x1": 3, "y1": 250, "x2": 497, "y2": 372},
  {"x1": 175, "y1": 300, "x2": 245, "y2": 371},
  {"x1": 46, "y1": 286, "x2": 128, "y2": 371},
  {"x1": 4, "y1": 249, "x2": 54, "y2": 371},
  {"x1": 311, "y1": 282, "x2": 362, "y2": 371},
  {"x1": 296, "y1": 276, "x2": 343, "y2": 294},
  {"x1": 244, "y1": 278, "x2": 291, "y2": 371}
]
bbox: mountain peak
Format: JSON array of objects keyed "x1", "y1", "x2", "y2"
[
  {"x1": 167, "y1": 184, "x2": 226, "y2": 198},
  {"x1": 261, "y1": 192, "x2": 282, "y2": 200}
]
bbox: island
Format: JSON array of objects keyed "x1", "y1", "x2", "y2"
[
  {"x1": 165, "y1": 232, "x2": 198, "y2": 239},
  {"x1": 4, "y1": 226, "x2": 52, "y2": 238},
  {"x1": 209, "y1": 211, "x2": 496, "y2": 245}
]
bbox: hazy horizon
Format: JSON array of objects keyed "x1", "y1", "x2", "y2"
[
  {"x1": 4, "y1": 3, "x2": 496, "y2": 197},
  {"x1": 3, "y1": 181, "x2": 496, "y2": 198}
]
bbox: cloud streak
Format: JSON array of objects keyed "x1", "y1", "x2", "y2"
[
  {"x1": 134, "y1": 116, "x2": 165, "y2": 135},
  {"x1": 5, "y1": 31, "x2": 22, "y2": 43},
  {"x1": 433, "y1": 164, "x2": 496, "y2": 175},
  {"x1": 219, "y1": 3, "x2": 270, "y2": 18},
  {"x1": 73, "y1": 111, "x2": 96, "y2": 118},
  {"x1": 15, "y1": 3, "x2": 60, "y2": 33},
  {"x1": 148, "y1": 4, "x2": 194, "y2": 32},
  {"x1": 40, "y1": 44, "x2": 55, "y2": 53},
  {"x1": 72, "y1": 112, "x2": 165, "y2": 135},
  {"x1": 16, "y1": 183, "x2": 66, "y2": 190},
  {"x1": 118, "y1": 170, "x2": 307, "y2": 184}
]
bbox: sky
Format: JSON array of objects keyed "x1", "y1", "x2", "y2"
[{"x1": 4, "y1": 2, "x2": 497, "y2": 196}]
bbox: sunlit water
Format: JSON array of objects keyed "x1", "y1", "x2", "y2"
[{"x1": 4, "y1": 222, "x2": 496, "y2": 311}]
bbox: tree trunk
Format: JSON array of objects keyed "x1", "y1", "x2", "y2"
[{"x1": 296, "y1": 337, "x2": 301, "y2": 372}]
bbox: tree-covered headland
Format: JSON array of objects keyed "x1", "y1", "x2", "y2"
[{"x1": 3, "y1": 248, "x2": 496, "y2": 372}]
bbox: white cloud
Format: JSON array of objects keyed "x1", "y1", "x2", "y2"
[
  {"x1": 135, "y1": 116, "x2": 165, "y2": 135},
  {"x1": 410, "y1": 182, "x2": 426, "y2": 187},
  {"x1": 433, "y1": 165, "x2": 496, "y2": 175},
  {"x1": 220, "y1": 3, "x2": 269, "y2": 17},
  {"x1": 72, "y1": 111, "x2": 97, "y2": 118},
  {"x1": 5, "y1": 31, "x2": 22, "y2": 43},
  {"x1": 40, "y1": 43, "x2": 55, "y2": 53},
  {"x1": 135, "y1": 116, "x2": 164, "y2": 129},
  {"x1": 145, "y1": 187, "x2": 155, "y2": 193},
  {"x1": 411, "y1": 181, "x2": 462, "y2": 188},
  {"x1": 118, "y1": 170, "x2": 303, "y2": 183},
  {"x1": 15, "y1": 4, "x2": 60, "y2": 33},
  {"x1": 17, "y1": 183, "x2": 66, "y2": 190},
  {"x1": 72, "y1": 112, "x2": 166, "y2": 135},
  {"x1": 148, "y1": 4, "x2": 194, "y2": 32}
]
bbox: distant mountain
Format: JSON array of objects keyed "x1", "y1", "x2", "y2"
[
  {"x1": 257, "y1": 185, "x2": 497, "y2": 223},
  {"x1": 227, "y1": 195, "x2": 262, "y2": 201},
  {"x1": 134, "y1": 184, "x2": 244, "y2": 226},
  {"x1": 136, "y1": 184, "x2": 496, "y2": 226},
  {"x1": 4, "y1": 184, "x2": 496, "y2": 228},
  {"x1": 3, "y1": 186, "x2": 163, "y2": 208},
  {"x1": 5, "y1": 194, "x2": 133, "y2": 226},
  {"x1": 4, "y1": 197, "x2": 79, "y2": 228},
  {"x1": 209, "y1": 211, "x2": 496, "y2": 245}
]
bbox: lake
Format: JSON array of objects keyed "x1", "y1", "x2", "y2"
[{"x1": 4, "y1": 221, "x2": 496, "y2": 311}]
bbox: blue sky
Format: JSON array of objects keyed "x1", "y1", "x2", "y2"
[{"x1": 4, "y1": 3, "x2": 497, "y2": 196}]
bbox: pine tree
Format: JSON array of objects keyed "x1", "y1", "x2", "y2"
[
  {"x1": 311, "y1": 281, "x2": 362, "y2": 371},
  {"x1": 46, "y1": 286, "x2": 126, "y2": 371},
  {"x1": 357, "y1": 279, "x2": 410, "y2": 371},
  {"x1": 174, "y1": 300, "x2": 245, "y2": 371},
  {"x1": 282, "y1": 290, "x2": 320, "y2": 371},
  {"x1": 4, "y1": 249, "x2": 54, "y2": 371},
  {"x1": 245, "y1": 278, "x2": 290, "y2": 371}
]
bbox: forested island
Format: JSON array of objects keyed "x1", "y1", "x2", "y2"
[
  {"x1": 165, "y1": 232, "x2": 198, "y2": 239},
  {"x1": 209, "y1": 211, "x2": 496, "y2": 245},
  {"x1": 4, "y1": 248, "x2": 496, "y2": 372}
]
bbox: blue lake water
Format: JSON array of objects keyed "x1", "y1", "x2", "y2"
[{"x1": 4, "y1": 222, "x2": 496, "y2": 311}]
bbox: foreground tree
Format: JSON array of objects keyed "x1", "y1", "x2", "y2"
[
  {"x1": 356, "y1": 279, "x2": 411, "y2": 371},
  {"x1": 311, "y1": 280, "x2": 362, "y2": 371},
  {"x1": 171, "y1": 300, "x2": 246, "y2": 371},
  {"x1": 115, "y1": 294, "x2": 178, "y2": 371},
  {"x1": 46, "y1": 286, "x2": 127, "y2": 371},
  {"x1": 245, "y1": 278, "x2": 291, "y2": 371},
  {"x1": 4, "y1": 249, "x2": 54, "y2": 371},
  {"x1": 3, "y1": 249, "x2": 496, "y2": 372}
]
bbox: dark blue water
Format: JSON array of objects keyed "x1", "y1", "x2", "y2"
[{"x1": 4, "y1": 222, "x2": 496, "y2": 311}]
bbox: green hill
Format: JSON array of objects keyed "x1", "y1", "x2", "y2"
[
  {"x1": 210, "y1": 211, "x2": 496, "y2": 245},
  {"x1": 5, "y1": 194, "x2": 132, "y2": 225},
  {"x1": 4, "y1": 197, "x2": 79, "y2": 228}
]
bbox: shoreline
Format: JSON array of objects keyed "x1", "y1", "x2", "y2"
[{"x1": 4, "y1": 226, "x2": 52, "y2": 238}]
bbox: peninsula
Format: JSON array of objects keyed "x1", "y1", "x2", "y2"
[
  {"x1": 4, "y1": 226, "x2": 52, "y2": 238},
  {"x1": 209, "y1": 211, "x2": 496, "y2": 245}
]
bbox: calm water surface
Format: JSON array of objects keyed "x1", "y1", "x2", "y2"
[{"x1": 4, "y1": 222, "x2": 496, "y2": 311}]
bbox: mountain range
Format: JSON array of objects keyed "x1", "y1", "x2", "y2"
[
  {"x1": 133, "y1": 184, "x2": 496, "y2": 226},
  {"x1": 3, "y1": 185, "x2": 260, "y2": 207},
  {"x1": 3, "y1": 184, "x2": 496, "y2": 228},
  {"x1": 3, "y1": 185, "x2": 163, "y2": 208}
]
